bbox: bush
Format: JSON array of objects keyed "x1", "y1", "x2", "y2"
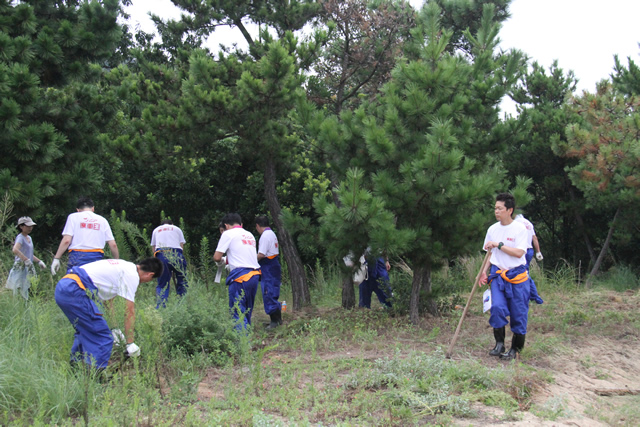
[{"x1": 159, "y1": 280, "x2": 239, "y2": 366}]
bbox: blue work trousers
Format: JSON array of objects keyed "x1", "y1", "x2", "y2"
[
  {"x1": 227, "y1": 268, "x2": 260, "y2": 331},
  {"x1": 155, "y1": 248, "x2": 188, "y2": 308},
  {"x1": 525, "y1": 248, "x2": 544, "y2": 304},
  {"x1": 259, "y1": 256, "x2": 282, "y2": 315},
  {"x1": 488, "y1": 264, "x2": 531, "y2": 335},
  {"x1": 358, "y1": 258, "x2": 392, "y2": 309},
  {"x1": 67, "y1": 250, "x2": 104, "y2": 271},
  {"x1": 55, "y1": 271, "x2": 112, "y2": 369}
]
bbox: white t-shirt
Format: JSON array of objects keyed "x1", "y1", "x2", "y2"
[
  {"x1": 150, "y1": 225, "x2": 185, "y2": 249},
  {"x1": 515, "y1": 215, "x2": 535, "y2": 249},
  {"x1": 258, "y1": 229, "x2": 279, "y2": 257},
  {"x1": 62, "y1": 211, "x2": 115, "y2": 250},
  {"x1": 215, "y1": 227, "x2": 260, "y2": 270},
  {"x1": 81, "y1": 259, "x2": 140, "y2": 302},
  {"x1": 483, "y1": 220, "x2": 528, "y2": 270}
]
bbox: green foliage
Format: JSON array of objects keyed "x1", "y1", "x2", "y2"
[
  {"x1": 591, "y1": 264, "x2": 640, "y2": 291},
  {"x1": 109, "y1": 209, "x2": 150, "y2": 261},
  {"x1": 160, "y1": 281, "x2": 239, "y2": 365},
  {"x1": 559, "y1": 82, "x2": 640, "y2": 211},
  {"x1": 316, "y1": 2, "x2": 525, "y2": 316},
  {"x1": 0, "y1": 0, "x2": 125, "y2": 225},
  {"x1": 0, "y1": 293, "x2": 90, "y2": 423}
]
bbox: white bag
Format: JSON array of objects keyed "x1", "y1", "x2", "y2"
[
  {"x1": 352, "y1": 255, "x2": 368, "y2": 284},
  {"x1": 482, "y1": 288, "x2": 492, "y2": 313},
  {"x1": 344, "y1": 253, "x2": 368, "y2": 284}
]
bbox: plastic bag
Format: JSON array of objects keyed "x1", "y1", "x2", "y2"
[{"x1": 482, "y1": 288, "x2": 491, "y2": 313}]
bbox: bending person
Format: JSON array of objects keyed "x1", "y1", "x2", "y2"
[{"x1": 55, "y1": 258, "x2": 163, "y2": 370}]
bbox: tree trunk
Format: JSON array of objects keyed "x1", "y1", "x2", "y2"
[
  {"x1": 586, "y1": 206, "x2": 621, "y2": 288},
  {"x1": 409, "y1": 263, "x2": 438, "y2": 325},
  {"x1": 341, "y1": 273, "x2": 356, "y2": 309},
  {"x1": 568, "y1": 186, "x2": 596, "y2": 265},
  {"x1": 263, "y1": 158, "x2": 311, "y2": 309}
]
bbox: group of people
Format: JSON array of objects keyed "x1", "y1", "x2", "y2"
[
  {"x1": 5, "y1": 192, "x2": 543, "y2": 369},
  {"x1": 213, "y1": 213, "x2": 283, "y2": 331},
  {"x1": 5, "y1": 197, "x2": 282, "y2": 371}
]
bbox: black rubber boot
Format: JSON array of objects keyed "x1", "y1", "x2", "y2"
[
  {"x1": 500, "y1": 333, "x2": 526, "y2": 361},
  {"x1": 489, "y1": 327, "x2": 506, "y2": 356},
  {"x1": 266, "y1": 309, "x2": 282, "y2": 329}
]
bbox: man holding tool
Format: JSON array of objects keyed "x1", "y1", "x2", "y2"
[{"x1": 480, "y1": 193, "x2": 538, "y2": 361}]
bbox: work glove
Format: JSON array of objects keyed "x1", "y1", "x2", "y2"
[
  {"x1": 216, "y1": 256, "x2": 227, "y2": 268},
  {"x1": 535, "y1": 252, "x2": 544, "y2": 261},
  {"x1": 126, "y1": 343, "x2": 141, "y2": 357},
  {"x1": 24, "y1": 259, "x2": 33, "y2": 267},
  {"x1": 51, "y1": 259, "x2": 61, "y2": 275},
  {"x1": 111, "y1": 329, "x2": 126, "y2": 347},
  {"x1": 38, "y1": 260, "x2": 46, "y2": 269}
]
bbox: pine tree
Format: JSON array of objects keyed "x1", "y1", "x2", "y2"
[
  {"x1": 0, "y1": 0, "x2": 124, "y2": 226},
  {"x1": 508, "y1": 61, "x2": 598, "y2": 266},
  {"x1": 151, "y1": 0, "x2": 327, "y2": 309},
  {"x1": 317, "y1": 2, "x2": 526, "y2": 323},
  {"x1": 556, "y1": 81, "x2": 640, "y2": 285}
]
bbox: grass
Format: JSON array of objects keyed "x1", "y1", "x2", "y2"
[{"x1": 1, "y1": 250, "x2": 640, "y2": 425}]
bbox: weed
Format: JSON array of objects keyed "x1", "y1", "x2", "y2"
[{"x1": 531, "y1": 394, "x2": 570, "y2": 420}]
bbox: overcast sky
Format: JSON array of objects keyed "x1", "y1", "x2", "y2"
[{"x1": 126, "y1": 0, "x2": 640, "y2": 108}]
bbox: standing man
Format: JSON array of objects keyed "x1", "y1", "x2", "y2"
[
  {"x1": 51, "y1": 197, "x2": 119, "y2": 274},
  {"x1": 54, "y1": 258, "x2": 163, "y2": 370},
  {"x1": 480, "y1": 193, "x2": 538, "y2": 361},
  {"x1": 213, "y1": 213, "x2": 261, "y2": 330},
  {"x1": 255, "y1": 216, "x2": 282, "y2": 329},
  {"x1": 151, "y1": 219, "x2": 188, "y2": 308}
]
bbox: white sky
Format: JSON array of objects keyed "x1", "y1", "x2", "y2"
[{"x1": 125, "y1": 0, "x2": 640, "y2": 113}]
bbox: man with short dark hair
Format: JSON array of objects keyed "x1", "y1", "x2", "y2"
[
  {"x1": 51, "y1": 197, "x2": 119, "y2": 274},
  {"x1": 55, "y1": 257, "x2": 163, "y2": 369},
  {"x1": 255, "y1": 216, "x2": 282, "y2": 329},
  {"x1": 480, "y1": 193, "x2": 538, "y2": 360},
  {"x1": 151, "y1": 219, "x2": 188, "y2": 308},
  {"x1": 213, "y1": 213, "x2": 261, "y2": 330}
]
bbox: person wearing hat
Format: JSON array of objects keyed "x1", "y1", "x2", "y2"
[{"x1": 5, "y1": 217, "x2": 47, "y2": 299}]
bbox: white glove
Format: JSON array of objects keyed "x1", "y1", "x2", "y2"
[
  {"x1": 112, "y1": 329, "x2": 126, "y2": 347},
  {"x1": 51, "y1": 259, "x2": 61, "y2": 275},
  {"x1": 38, "y1": 260, "x2": 46, "y2": 269},
  {"x1": 216, "y1": 256, "x2": 227, "y2": 268},
  {"x1": 24, "y1": 259, "x2": 33, "y2": 267},
  {"x1": 535, "y1": 252, "x2": 544, "y2": 261},
  {"x1": 126, "y1": 342, "x2": 141, "y2": 357}
]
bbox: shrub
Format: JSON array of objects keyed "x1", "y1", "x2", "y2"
[{"x1": 159, "y1": 280, "x2": 239, "y2": 366}]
